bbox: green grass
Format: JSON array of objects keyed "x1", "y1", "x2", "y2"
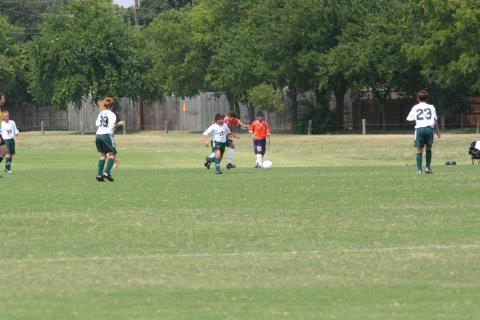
[{"x1": 1, "y1": 132, "x2": 479, "y2": 319}]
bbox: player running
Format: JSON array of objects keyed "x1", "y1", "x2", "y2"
[
  {"x1": 406, "y1": 90, "x2": 441, "y2": 175},
  {"x1": 249, "y1": 111, "x2": 270, "y2": 168},
  {"x1": 1, "y1": 111, "x2": 20, "y2": 174},
  {"x1": 208, "y1": 111, "x2": 249, "y2": 169},
  {"x1": 95, "y1": 97, "x2": 124, "y2": 182},
  {"x1": 203, "y1": 113, "x2": 232, "y2": 174}
]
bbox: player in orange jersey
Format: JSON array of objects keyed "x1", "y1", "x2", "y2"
[{"x1": 249, "y1": 111, "x2": 270, "y2": 168}]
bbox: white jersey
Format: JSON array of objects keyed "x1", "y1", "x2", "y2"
[
  {"x1": 406, "y1": 102, "x2": 438, "y2": 129},
  {"x1": 95, "y1": 110, "x2": 117, "y2": 135},
  {"x1": 202, "y1": 123, "x2": 231, "y2": 143},
  {"x1": 1, "y1": 120, "x2": 19, "y2": 139}
]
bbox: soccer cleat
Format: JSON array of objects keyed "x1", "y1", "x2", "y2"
[
  {"x1": 4, "y1": 169, "x2": 11, "y2": 174},
  {"x1": 226, "y1": 163, "x2": 236, "y2": 170},
  {"x1": 102, "y1": 172, "x2": 114, "y2": 182},
  {"x1": 417, "y1": 170, "x2": 422, "y2": 175},
  {"x1": 425, "y1": 167, "x2": 433, "y2": 174},
  {"x1": 215, "y1": 170, "x2": 223, "y2": 174},
  {"x1": 204, "y1": 157, "x2": 211, "y2": 170},
  {"x1": 254, "y1": 164, "x2": 261, "y2": 168},
  {"x1": 96, "y1": 175, "x2": 105, "y2": 182}
]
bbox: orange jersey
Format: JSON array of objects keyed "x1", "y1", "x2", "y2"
[{"x1": 249, "y1": 120, "x2": 270, "y2": 140}]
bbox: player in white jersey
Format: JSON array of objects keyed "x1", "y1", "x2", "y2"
[
  {"x1": 95, "y1": 97, "x2": 124, "y2": 182},
  {"x1": 1, "y1": 111, "x2": 20, "y2": 173},
  {"x1": 406, "y1": 90, "x2": 441, "y2": 175},
  {"x1": 202, "y1": 113, "x2": 231, "y2": 174}
]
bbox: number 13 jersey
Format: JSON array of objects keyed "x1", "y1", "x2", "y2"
[
  {"x1": 406, "y1": 102, "x2": 438, "y2": 129},
  {"x1": 96, "y1": 110, "x2": 117, "y2": 135}
]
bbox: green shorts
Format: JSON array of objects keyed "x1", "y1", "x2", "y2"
[
  {"x1": 96, "y1": 134, "x2": 116, "y2": 154},
  {"x1": 211, "y1": 140, "x2": 226, "y2": 155},
  {"x1": 5, "y1": 139, "x2": 15, "y2": 155},
  {"x1": 415, "y1": 127, "x2": 434, "y2": 148}
]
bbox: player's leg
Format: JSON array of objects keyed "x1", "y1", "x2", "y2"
[
  {"x1": 226, "y1": 140, "x2": 236, "y2": 169},
  {"x1": 97, "y1": 153, "x2": 107, "y2": 181},
  {"x1": 214, "y1": 148, "x2": 223, "y2": 174},
  {"x1": 4, "y1": 139, "x2": 15, "y2": 173},
  {"x1": 0, "y1": 143, "x2": 6, "y2": 164},
  {"x1": 425, "y1": 127, "x2": 434, "y2": 173},
  {"x1": 415, "y1": 128, "x2": 426, "y2": 174}
]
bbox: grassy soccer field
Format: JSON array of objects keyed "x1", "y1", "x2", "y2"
[{"x1": 1, "y1": 132, "x2": 479, "y2": 319}]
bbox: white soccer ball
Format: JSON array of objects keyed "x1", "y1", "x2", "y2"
[{"x1": 262, "y1": 160, "x2": 272, "y2": 169}]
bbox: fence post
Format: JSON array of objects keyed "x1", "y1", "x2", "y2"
[
  {"x1": 165, "y1": 120, "x2": 169, "y2": 134},
  {"x1": 41, "y1": 121, "x2": 44, "y2": 135},
  {"x1": 362, "y1": 119, "x2": 366, "y2": 135},
  {"x1": 80, "y1": 120, "x2": 84, "y2": 135},
  {"x1": 307, "y1": 119, "x2": 312, "y2": 135},
  {"x1": 123, "y1": 123, "x2": 126, "y2": 135}
]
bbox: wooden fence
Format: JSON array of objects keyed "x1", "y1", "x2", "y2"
[
  {"x1": 68, "y1": 93, "x2": 292, "y2": 133},
  {"x1": 9, "y1": 107, "x2": 68, "y2": 131}
]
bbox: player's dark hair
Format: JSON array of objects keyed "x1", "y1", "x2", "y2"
[
  {"x1": 256, "y1": 111, "x2": 265, "y2": 118},
  {"x1": 417, "y1": 90, "x2": 428, "y2": 102},
  {"x1": 227, "y1": 111, "x2": 238, "y2": 118},
  {"x1": 215, "y1": 113, "x2": 224, "y2": 121}
]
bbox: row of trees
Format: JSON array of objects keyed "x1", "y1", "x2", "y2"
[{"x1": 1, "y1": 0, "x2": 479, "y2": 132}]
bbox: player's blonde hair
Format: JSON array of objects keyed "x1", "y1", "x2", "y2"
[{"x1": 103, "y1": 97, "x2": 115, "y2": 109}]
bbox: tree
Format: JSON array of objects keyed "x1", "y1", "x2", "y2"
[
  {"x1": 27, "y1": 0, "x2": 152, "y2": 108},
  {"x1": 405, "y1": 0, "x2": 480, "y2": 115},
  {"x1": 0, "y1": 15, "x2": 24, "y2": 104}
]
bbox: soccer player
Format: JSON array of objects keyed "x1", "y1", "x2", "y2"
[
  {"x1": 406, "y1": 90, "x2": 441, "y2": 175},
  {"x1": 95, "y1": 97, "x2": 124, "y2": 182},
  {"x1": 249, "y1": 111, "x2": 270, "y2": 168},
  {"x1": 0, "y1": 94, "x2": 8, "y2": 166},
  {"x1": 208, "y1": 111, "x2": 249, "y2": 169},
  {"x1": 1, "y1": 111, "x2": 20, "y2": 174},
  {"x1": 203, "y1": 113, "x2": 231, "y2": 174}
]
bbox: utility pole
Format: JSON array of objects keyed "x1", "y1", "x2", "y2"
[
  {"x1": 134, "y1": 0, "x2": 139, "y2": 27},
  {"x1": 134, "y1": 0, "x2": 142, "y2": 130}
]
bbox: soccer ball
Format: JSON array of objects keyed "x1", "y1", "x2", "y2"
[{"x1": 262, "y1": 160, "x2": 272, "y2": 169}]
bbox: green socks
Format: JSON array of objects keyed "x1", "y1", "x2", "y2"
[
  {"x1": 215, "y1": 157, "x2": 221, "y2": 172},
  {"x1": 426, "y1": 150, "x2": 432, "y2": 168},
  {"x1": 105, "y1": 158, "x2": 114, "y2": 174},
  {"x1": 5, "y1": 158, "x2": 11, "y2": 171},
  {"x1": 416, "y1": 153, "x2": 422, "y2": 171},
  {"x1": 97, "y1": 160, "x2": 105, "y2": 176}
]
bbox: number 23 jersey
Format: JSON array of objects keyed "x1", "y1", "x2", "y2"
[
  {"x1": 96, "y1": 110, "x2": 117, "y2": 135},
  {"x1": 406, "y1": 102, "x2": 438, "y2": 129}
]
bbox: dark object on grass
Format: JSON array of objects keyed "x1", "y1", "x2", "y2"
[
  {"x1": 445, "y1": 160, "x2": 456, "y2": 165},
  {"x1": 468, "y1": 141, "x2": 480, "y2": 164}
]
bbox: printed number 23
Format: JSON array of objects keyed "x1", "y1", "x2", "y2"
[{"x1": 416, "y1": 108, "x2": 432, "y2": 121}]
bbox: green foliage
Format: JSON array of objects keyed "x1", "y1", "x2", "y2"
[
  {"x1": 0, "y1": 15, "x2": 24, "y2": 100},
  {"x1": 247, "y1": 84, "x2": 284, "y2": 112},
  {"x1": 27, "y1": 0, "x2": 153, "y2": 108},
  {"x1": 405, "y1": 0, "x2": 480, "y2": 96}
]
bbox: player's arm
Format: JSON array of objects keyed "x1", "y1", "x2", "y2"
[
  {"x1": 202, "y1": 126, "x2": 212, "y2": 147},
  {"x1": 115, "y1": 120, "x2": 125, "y2": 127},
  {"x1": 238, "y1": 120, "x2": 249, "y2": 129},
  {"x1": 434, "y1": 119, "x2": 441, "y2": 138},
  {"x1": 13, "y1": 123, "x2": 20, "y2": 144},
  {"x1": 266, "y1": 123, "x2": 271, "y2": 145},
  {"x1": 202, "y1": 134, "x2": 210, "y2": 147}
]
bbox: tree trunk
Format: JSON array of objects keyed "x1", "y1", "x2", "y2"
[
  {"x1": 333, "y1": 78, "x2": 348, "y2": 130},
  {"x1": 225, "y1": 91, "x2": 241, "y2": 117},
  {"x1": 287, "y1": 86, "x2": 298, "y2": 129},
  {"x1": 247, "y1": 103, "x2": 255, "y2": 123},
  {"x1": 378, "y1": 100, "x2": 386, "y2": 131}
]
